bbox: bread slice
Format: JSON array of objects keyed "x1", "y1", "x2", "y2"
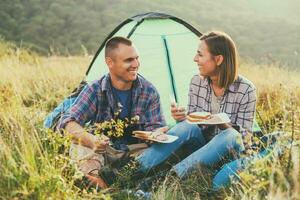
[{"x1": 188, "y1": 112, "x2": 212, "y2": 120}]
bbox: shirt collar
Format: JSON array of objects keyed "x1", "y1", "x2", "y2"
[
  {"x1": 228, "y1": 83, "x2": 236, "y2": 92},
  {"x1": 228, "y1": 75, "x2": 241, "y2": 92},
  {"x1": 203, "y1": 76, "x2": 238, "y2": 93},
  {"x1": 101, "y1": 73, "x2": 143, "y2": 92}
]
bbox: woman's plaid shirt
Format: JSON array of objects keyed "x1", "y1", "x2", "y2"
[{"x1": 188, "y1": 74, "x2": 256, "y2": 135}]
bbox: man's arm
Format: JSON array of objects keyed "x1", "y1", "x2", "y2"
[
  {"x1": 57, "y1": 84, "x2": 98, "y2": 130},
  {"x1": 143, "y1": 91, "x2": 166, "y2": 131},
  {"x1": 57, "y1": 83, "x2": 109, "y2": 151},
  {"x1": 65, "y1": 121, "x2": 108, "y2": 152}
]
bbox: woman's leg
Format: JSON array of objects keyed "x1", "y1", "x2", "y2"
[
  {"x1": 173, "y1": 128, "x2": 245, "y2": 177},
  {"x1": 137, "y1": 120, "x2": 206, "y2": 172},
  {"x1": 212, "y1": 148, "x2": 273, "y2": 190}
]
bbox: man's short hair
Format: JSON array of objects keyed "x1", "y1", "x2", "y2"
[{"x1": 105, "y1": 36, "x2": 132, "y2": 58}]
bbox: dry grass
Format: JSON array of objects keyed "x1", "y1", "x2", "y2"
[{"x1": 0, "y1": 41, "x2": 299, "y2": 199}]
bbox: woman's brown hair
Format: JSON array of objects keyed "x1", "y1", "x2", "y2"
[{"x1": 200, "y1": 31, "x2": 238, "y2": 89}]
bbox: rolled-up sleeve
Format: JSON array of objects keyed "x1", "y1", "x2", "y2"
[
  {"x1": 187, "y1": 78, "x2": 197, "y2": 114},
  {"x1": 56, "y1": 84, "x2": 98, "y2": 130}
]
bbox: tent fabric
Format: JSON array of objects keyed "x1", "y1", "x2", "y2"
[
  {"x1": 86, "y1": 12, "x2": 202, "y2": 124},
  {"x1": 44, "y1": 12, "x2": 261, "y2": 133}
]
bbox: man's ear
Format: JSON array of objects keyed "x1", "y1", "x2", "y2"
[
  {"x1": 105, "y1": 57, "x2": 113, "y2": 69},
  {"x1": 215, "y1": 55, "x2": 224, "y2": 66}
]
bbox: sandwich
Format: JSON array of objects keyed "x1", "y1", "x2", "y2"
[
  {"x1": 132, "y1": 131, "x2": 168, "y2": 141},
  {"x1": 187, "y1": 112, "x2": 212, "y2": 122}
]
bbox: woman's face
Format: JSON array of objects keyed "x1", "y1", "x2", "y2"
[{"x1": 193, "y1": 41, "x2": 219, "y2": 77}]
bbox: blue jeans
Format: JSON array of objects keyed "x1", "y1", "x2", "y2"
[
  {"x1": 212, "y1": 146, "x2": 277, "y2": 190},
  {"x1": 137, "y1": 120, "x2": 245, "y2": 183}
]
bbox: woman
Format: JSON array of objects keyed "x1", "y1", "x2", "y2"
[{"x1": 137, "y1": 31, "x2": 257, "y2": 189}]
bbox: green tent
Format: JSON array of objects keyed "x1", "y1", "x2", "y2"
[
  {"x1": 85, "y1": 12, "x2": 201, "y2": 125},
  {"x1": 81, "y1": 12, "x2": 261, "y2": 133}
]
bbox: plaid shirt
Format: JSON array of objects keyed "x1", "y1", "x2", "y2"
[
  {"x1": 188, "y1": 74, "x2": 256, "y2": 135},
  {"x1": 57, "y1": 74, "x2": 166, "y2": 131}
]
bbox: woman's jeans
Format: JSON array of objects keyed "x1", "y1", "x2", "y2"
[
  {"x1": 212, "y1": 147, "x2": 272, "y2": 190},
  {"x1": 137, "y1": 120, "x2": 245, "y2": 188}
]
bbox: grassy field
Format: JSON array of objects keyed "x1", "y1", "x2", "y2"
[{"x1": 0, "y1": 42, "x2": 300, "y2": 199}]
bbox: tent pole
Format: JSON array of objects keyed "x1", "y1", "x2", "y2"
[
  {"x1": 161, "y1": 35, "x2": 178, "y2": 104},
  {"x1": 127, "y1": 19, "x2": 144, "y2": 38}
]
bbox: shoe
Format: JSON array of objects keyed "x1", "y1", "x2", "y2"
[
  {"x1": 98, "y1": 165, "x2": 118, "y2": 185},
  {"x1": 86, "y1": 174, "x2": 108, "y2": 189},
  {"x1": 76, "y1": 174, "x2": 108, "y2": 190}
]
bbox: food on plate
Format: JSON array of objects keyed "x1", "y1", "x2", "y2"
[
  {"x1": 151, "y1": 132, "x2": 168, "y2": 141},
  {"x1": 186, "y1": 112, "x2": 231, "y2": 125},
  {"x1": 132, "y1": 131, "x2": 168, "y2": 141},
  {"x1": 187, "y1": 112, "x2": 212, "y2": 122}
]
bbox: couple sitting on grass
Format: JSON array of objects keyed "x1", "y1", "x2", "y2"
[{"x1": 56, "y1": 31, "x2": 256, "y2": 191}]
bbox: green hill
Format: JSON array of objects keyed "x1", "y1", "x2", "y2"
[{"x1": 1, "y1": 0, "x2": 299, "y2": 66}]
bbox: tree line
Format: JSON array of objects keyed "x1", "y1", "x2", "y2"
[{"x1": 0, "y1": 0, "x2": 299, "y2": 67}]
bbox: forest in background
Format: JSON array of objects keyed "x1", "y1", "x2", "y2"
[
  {"x1": 1, "y1": 0, "x2": 300, "y2": 67},
  {"x1": 1, "y1": 2, "x2": 300, "y2": 198}
]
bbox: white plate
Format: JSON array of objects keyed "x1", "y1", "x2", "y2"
[
  {"x1": 132, "y1": 131, "x2": 178, "y2": 143},
  {"x1": 186, "y1": 112, "x2": 230, "y2": 125}
]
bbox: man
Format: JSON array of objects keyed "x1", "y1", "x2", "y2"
[{"x1": 57, "y1": 36, "x2": 166, "y2": 188}]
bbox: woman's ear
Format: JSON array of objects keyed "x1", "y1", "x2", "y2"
[{"x1": 215, "y1": 55, "x2": 224, "y2": 66}]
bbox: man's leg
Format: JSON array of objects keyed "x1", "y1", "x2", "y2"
[
  {"x1": 70, "y1": 143, "x2": 108, "y2": 188},
  {"x1": 137, "y1": 120, "x2": 206, "y2": 173},
  {"x1": 173, "y1": 128, "x2": 245, "y2": 178}
]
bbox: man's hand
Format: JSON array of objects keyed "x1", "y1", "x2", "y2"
[
  {"x1": 171, "y1": 103, "x2": 186, "y2": 122},
  {"x1": 65, "y1": 121, "x2": 110, "y2": 152},
  {"x1": 154, "y1": 126, "x2": 169, "y2": 134},
  {"x1": 93, "y1": 135, "x2": 109, "y2": 153}
]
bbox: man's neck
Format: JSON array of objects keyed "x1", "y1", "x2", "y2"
[{"x1": 110, "y1": 77, "x2": 133, "y2": 90}]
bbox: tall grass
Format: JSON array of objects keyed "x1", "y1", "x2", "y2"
[
  {"x1": 0, "y1": 43, "x2": 110, "y2": 199},
  {"x1": 151, "y1": 63, "x2": 300, "y2": 199},
  {"x1": 0, "y1": 40, "x2": 299, "y2": 199}
]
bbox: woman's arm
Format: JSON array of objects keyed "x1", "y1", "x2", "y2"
[{"x1": 236, "y1": 86, "x2": 257, "y2": 134}]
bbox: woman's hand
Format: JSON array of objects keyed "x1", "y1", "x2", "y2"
[{"x1": 171, "y1": 103, "x2": 186, "y2": 122}]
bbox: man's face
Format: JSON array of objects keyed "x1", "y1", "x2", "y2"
[{"x1": 107, "y1": 44, "x2": 140, "y2": 83}]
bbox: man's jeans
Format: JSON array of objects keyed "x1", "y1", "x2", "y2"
[{"x1": 137, "y1": 120, "x2": 245, "y2": 180}]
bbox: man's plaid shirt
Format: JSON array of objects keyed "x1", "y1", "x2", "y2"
[
  {"x1": 57, "y1": 74, "x2": 166, "y2": 131},
  {"x1": 188, "y1": 74, "x2": 256, "y2": 135}
]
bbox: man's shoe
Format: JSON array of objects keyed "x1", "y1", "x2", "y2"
[
  {"x1": 77, "y1": 174, "x2": 108, "y2": 190},
  {"x1": 86, "y1": 174, "x2": 108, "y2": 189},
  {"x1": 98, "y1": 165, "x2": 118, "y2": 185}
]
